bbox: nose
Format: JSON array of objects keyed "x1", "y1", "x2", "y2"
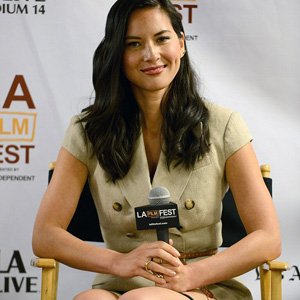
[{"x1": 143, "y1": 43, "x2": 160, "y2": 62}]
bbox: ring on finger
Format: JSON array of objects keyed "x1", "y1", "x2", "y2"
[
  {"x1": 155, "y1": 273, "x2": 164, "y2": 279},
  {"x1": 147, "y1": 269, "x2": 154, "y2": 275},
  {"x1": 144, "y1": 260, "x2": 151, "y2": 271}
]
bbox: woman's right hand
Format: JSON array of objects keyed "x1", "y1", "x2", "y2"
[{"x1": 111, "y1": 241, "x2": 181, "y2": 284}]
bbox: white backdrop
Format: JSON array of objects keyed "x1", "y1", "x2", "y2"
[{"x1": 0, "y1": 0, "x2": 299, "y2": 299}]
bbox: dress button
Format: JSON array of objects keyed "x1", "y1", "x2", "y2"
[
  {"x1": 112, "y1": 202, "x2": 122, "y2": 212},
  {"x1": 126, "y1": 233, "x2": 136, "y2": 238},
  {"x1": 185, "y1": 199, "x2": 195, "y2": 210}
]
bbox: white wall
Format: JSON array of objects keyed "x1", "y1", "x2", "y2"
[{"x1": 0, "y1": 0, "x2": 299, "y2": 299}]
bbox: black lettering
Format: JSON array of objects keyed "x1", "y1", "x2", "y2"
[
  {"x1": 26, "y1": 277, "x2": 38, "y2": 293},
  {"x1": 255, "y1": 267, "x2": 260, "y2": 280},
  {"x1": 6, "y1": 251, "x2": 26, "y2": 274},
  {"x1": 16, "y1": 4, "x2": 28, "y2": 14},
  {"x1": 33, "y1": 4, "x2": 45, "y2": 14},
  {"x1": 11, "y1": 277, "x2": 24, "y2": 292},
  {"x1": 0, "y1": 4, "x2": 28, "y2": 14},
  {"x1": 0, "y1": 145, "x2": 3, "y2": 163},
  {"x1": 186, "y1": 35, "x2": 198, "y2": 42},
  {"x1": 289, "y1": 265, "x2": 300, "y2": 281},
  {"x1": 4, "y1": 277, "x2": 9, "y2": 293}
]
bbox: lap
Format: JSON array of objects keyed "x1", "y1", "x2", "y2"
[
  {"x1": 74, "y1": 287, "x2": 215, "y2": 300},
  {"x1": 119, "y1": 287, "x2": 214, "y2": 300}
]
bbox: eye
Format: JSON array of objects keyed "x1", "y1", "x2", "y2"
[
  {"x1": 157, "y1": 36, "x2": 170, "y2": 43},
  {"x1": 126, "y1": 41, "x2": 140, "y2": 48}
]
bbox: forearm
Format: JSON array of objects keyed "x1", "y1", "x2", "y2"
[
  {"x1": 32, "y1": 225, "x2": 120, "y2": 275},
  {"x1": 189, "y1": 229, "x2": 281, "y2": 288}
]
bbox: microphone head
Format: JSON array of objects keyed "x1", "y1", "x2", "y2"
[{"x1": 148, "y1": 186, "x2": 170, "y2": 206}]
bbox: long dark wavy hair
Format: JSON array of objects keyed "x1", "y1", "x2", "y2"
[{"x1": 80, "y1": 0, "x2": 210, "y2": 183}]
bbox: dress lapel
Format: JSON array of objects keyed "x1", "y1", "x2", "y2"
[
  {"x1": 152, "y1": 153, "x2": 192, "y2": 205},
  {"x1": 117, "y1": 133, "x2": 193, "y2": 208},
  {"x1": 117, "y1": 133, "x2": 152, "y2": 208}
]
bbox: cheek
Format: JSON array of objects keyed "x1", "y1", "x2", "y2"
[
  {"x1": 164, "y1": 44, "x2": 181, "y2": 63},
  {"x1": 123, "y1": 52, "x2": 139, "y2": 75}
]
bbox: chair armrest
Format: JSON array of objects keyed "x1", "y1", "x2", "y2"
[
  {"x1": 263, "y1": 260, "x2": 290, "y2": 271},
  {"x1": 260, "y1": 260, "x2": 290, "y2": 300},
  {"x1": 31, "y1": 258, "x2": 59, "y2": 300},
  {"x1": 31, "y1": 258, "x2": 57, "y2": 268}
]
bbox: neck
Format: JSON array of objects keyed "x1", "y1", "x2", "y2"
[
  {"x1": 132, "y1": 88, "x2": 165, "y2": 133},
  {"x1": 142, "y1": 108, "x2": 162, "y2": 134}
]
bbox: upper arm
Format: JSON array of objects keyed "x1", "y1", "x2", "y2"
[
  {"x1": 34, "y1": 147, "x2": 88, "y2": 232},
  {"x1": 225, "y1": 142, "x2": 280, "y2": 236}
]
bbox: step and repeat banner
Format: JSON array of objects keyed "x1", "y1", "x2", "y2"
[{"x1": 0, "y1": 0, "x2": 299, "y2": 299}]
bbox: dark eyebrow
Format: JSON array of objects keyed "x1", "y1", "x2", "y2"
[
  {"x1": 154, "y1": 30, "x2": 172, "y2": 36},
  {"x1": 125, "y1": 30, "x2": 172, "y2": 40},
  {"x1": 125, "y1": 36, "x2": 142, "y2": 40}
]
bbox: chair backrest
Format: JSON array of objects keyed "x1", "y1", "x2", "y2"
[
  {"x1": 49, "y1": 165, "x2": 103, "y2": 242},
  {"x1": 221, "y1": 176, "x2": 272, "y2": 247},
  {"x1": 49, "y1": 163, "x2": 272, "y2": 246}
]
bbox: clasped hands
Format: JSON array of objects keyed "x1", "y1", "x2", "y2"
[{"x1": 112, "y1": 240, "x2": 195, "y2": 292}]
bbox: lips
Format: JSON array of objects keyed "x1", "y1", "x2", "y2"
[{"x1": 141, "y1": 65, "x2": 166, "y2": 75}]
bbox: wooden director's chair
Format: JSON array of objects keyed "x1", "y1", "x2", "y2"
[{"x1": 31, "y1": 164, "x2": 289, "y2": 300}]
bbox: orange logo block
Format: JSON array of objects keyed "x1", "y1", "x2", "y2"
[
  {"x1": 0, "y1": 112, "x2": 37, "y2": 142},
  {"x1": 147, "y1": 210, "x2": 159, "y2": 217}
]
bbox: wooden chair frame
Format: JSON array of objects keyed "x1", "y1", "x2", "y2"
[{"x1": 31, "y1": 165, "x2": 289, "y2": 300}]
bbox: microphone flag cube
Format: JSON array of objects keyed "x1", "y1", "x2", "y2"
[{"x1": 135, "y1": 202, "x2": 180, "y2": 231}]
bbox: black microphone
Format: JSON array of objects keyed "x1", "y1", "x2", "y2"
[
  {"x1": 148, "y1": 186, "x2": 171, "y2": 243},
  {"x1": 135, "y1": 186, "x2": 180, "y2": 243}
]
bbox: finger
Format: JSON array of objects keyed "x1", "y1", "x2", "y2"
[
  {"x1": 142, "y1": 268, "x2": 166, "y2": 284},
  {"x1": 150, "y1": 249, "x2": 181, "y2": 267},
  {"x1": 148, "y1": 241, "x2": 180, "y2": 258},
  {"x1": 147, "y1": 261, "x2": 177, "y2": 277},
  {"x1": 151, "y1": 257, "x2": 163, "y2": 264}
]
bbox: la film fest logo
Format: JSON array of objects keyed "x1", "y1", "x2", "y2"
[
  {"x1": 0, "y1": 0, "x2": 46, "y2": 15},
  {"x1": 0, "y1": 75, "x2": 37, "y2": 181},
  {"x1": 0, "y1": 250, "x2": 38, "y2": 294}
]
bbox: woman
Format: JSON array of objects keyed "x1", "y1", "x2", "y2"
[{"x1": 32, "y1": 0, "x2": 281, "y2": 299}]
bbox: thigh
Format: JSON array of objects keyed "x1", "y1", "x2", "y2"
[
  {"x1": 73, "y1": 288, "x2": 120, "y2": 300},
  {"x1": 119, "y1": 287, "x2": 213, "y2": 300}
]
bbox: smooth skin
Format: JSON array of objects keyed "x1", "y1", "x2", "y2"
[{"x1": 32, "y1": 7, "x2": 281, "y2": 300}]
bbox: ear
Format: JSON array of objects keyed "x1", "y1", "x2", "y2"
[{"x1": 179, "y1": 31, "x2": 185, "y2": 52}]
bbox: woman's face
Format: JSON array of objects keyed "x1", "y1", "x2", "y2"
[{"x1": 123, "y1": 7, "x2": 185, "y2": 97}]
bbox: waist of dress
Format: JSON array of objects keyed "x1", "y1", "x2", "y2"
[{"x1": 179, "y1": 248, "x2": 218, "y2": 264}]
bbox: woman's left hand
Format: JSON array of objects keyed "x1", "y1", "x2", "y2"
[{"x1": 155, "y1": 260, "x2": 195, "y2": 292}]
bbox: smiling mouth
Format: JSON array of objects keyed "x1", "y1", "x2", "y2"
[{"x1": 141, "y1": 65, "x2": 166, "y2": 75}]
